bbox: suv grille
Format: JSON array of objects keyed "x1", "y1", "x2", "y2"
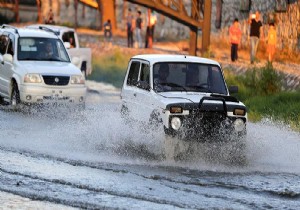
[{"x1": 43, "y1": 75, "x2": 70, "y2": 86}]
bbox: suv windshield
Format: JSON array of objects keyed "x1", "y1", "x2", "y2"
[
  {"x1": 17, "y1": 37, "x2": 70, "y2": 62},
  {"x1": 153, "y1": 62, "x2": 227, "y2": 95}
]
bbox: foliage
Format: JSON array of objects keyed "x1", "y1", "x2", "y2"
[
  {"x1": 60, "y1": 22, "x2": 74, "y2": 28},
  {"x1": 202, "y1": 46, "x2": 215, "y2": 58},
  {"x1": 89, "y1": 48, "x2": 132, "y2": 88},
  {"x1": 224, "y1": 63, "x2": 299, "y2": 130},
  {"x1": 224, "y1": 62, "x2": 282, "y2": 101}
]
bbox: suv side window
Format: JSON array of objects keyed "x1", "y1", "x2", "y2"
[
  {"x1": 140, "y1": 63, "x2": 150, "y2": 83},
  {"x1": 7, "y1": 34, "x2": 15, "y2": 56},
  {"x1": 62, "y1": 31, "x2": 76, "y2": 48},
  {"x1": 0, "y1": 35, "x2": 9, "y2": 55},
  {"x1": 127, "y1": 61, "x2": 140, "y2": 86}
]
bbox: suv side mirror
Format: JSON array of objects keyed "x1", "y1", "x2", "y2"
[
  {"x1": 3, "y1": 54, "x2": 13, "y2": 63},
  {"x1": 137, "y1": 81, "x2": 150, "y2": 91},
  {"x1": 64, "y1": 42, "x2": 71, "y2": 49},
  {"x1": 229, "y1": 85, "x2": 238, "y2": 94},
  {"x1": 71, "y1": 56, "x2": 80, "y2": 66}
]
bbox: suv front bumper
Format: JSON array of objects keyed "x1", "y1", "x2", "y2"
[
  {"x1": 19, "y1": 84, "x2": 86, "y2": 104},
  {"x1": 164, "y1": 111, "x2": 246, "y2": 142}
]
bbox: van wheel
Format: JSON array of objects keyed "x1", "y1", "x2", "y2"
[{"x1": 11, "y1": 82, "x2": 21, "y2": 110}]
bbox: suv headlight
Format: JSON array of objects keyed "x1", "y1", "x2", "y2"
[
  {"x1": 234, "y1": 118, "x2": 245, "y2": 132},
  {"x1": 70, "y1": 75, "x2": 85, "y2": 84},
  {"x1": 171, "y1": 117, "x2": 182, "y2": 130},
  {"x1": 24, "y1": 74, "x2": 42, "y2": 83}
]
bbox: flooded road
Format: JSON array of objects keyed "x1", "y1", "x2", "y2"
[{"x1": 0, "y1": 81, "x2": 300, "y2": 209}]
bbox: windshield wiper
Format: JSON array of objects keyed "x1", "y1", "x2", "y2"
[
  {"x1": 187, "y1": 85, "x2": 212, "y2": 93},
  {"x1": 160, "y1": 82, "x2": 187, "y2": 92},
  {"x1": 44, "y1": 58, "x2": 62, "y2": 61},
  {"x1": 19, "y1": 58, "x2": 41, "y2": 61}
]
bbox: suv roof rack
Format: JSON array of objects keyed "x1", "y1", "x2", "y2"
[
  {"x1": 1, "y1": 24, "x2": 19, "y2": 34},
  {"x1": 37, "y1": 26, "x2": 60, "y2": 36}
]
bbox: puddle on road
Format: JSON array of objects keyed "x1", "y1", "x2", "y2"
[{"x1": 0, "y1": 191, "x2": 76, "y2": 210}]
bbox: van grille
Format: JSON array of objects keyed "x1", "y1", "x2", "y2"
[{"x1": 43, "y1": 76, "x2": 70, "y2": 86}]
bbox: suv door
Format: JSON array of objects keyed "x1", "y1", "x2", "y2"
[
  {"x1": 0, "y1": 33, "x2": 14, "y2": 98},
  {"x1": 122, "y1": 59, "x2": 153, "y2": 122},
  {"x1": 121, "y1": 60, "x2": 141, "y2": 118},
  {"x1": 134, "y1": 62, "x2": 153, "y2": 122}
]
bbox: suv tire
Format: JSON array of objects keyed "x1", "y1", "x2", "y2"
[{"x1": 11, "y1": 82, "x2": 21, "y2": 110}]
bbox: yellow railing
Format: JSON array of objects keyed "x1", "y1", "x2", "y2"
[{"x1": 79, "y1": 0, "x2": 98, "y2": 9}]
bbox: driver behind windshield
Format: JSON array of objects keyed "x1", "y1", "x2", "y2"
[
  {"x1": 154, "y1": 63, "x2": 170, "y2": 92},
  {"x1": 43, "y1": 42, "x2": 54, "y2": 58},
  {"x1": 39, "y1": 42, "x2": 59, "y2": 60}
]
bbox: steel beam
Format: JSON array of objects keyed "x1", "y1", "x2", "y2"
[
  {"x1": 126, "y1": 0, "x2": 203, "y2": 28},
  {"x1": 202, "y1": 0, "x2": 211, "y2": 54}
]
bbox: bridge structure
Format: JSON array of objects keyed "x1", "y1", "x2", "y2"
[
  {"x1": 0, "y1": 0, "x2": 212, "y2": 55},
  {"x1": 80, "y1": 0, "x2": 212, "y2": 56},
  {"x1": 125, "y1": 0, "x2": 211, "y2": 55}
]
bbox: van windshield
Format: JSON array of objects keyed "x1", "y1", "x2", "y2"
[
  {"x1": 153, "y1": 62, "x2": 228, "y2": 95},
  {"x1": 18, "y1": 37, "x2": 70, "y2": 62}
]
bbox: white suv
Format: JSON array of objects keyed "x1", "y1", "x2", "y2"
[
  {"x1": 0, "y1": 25, "x2": 86, "y2": 109},
  {"x1": 27, "y1": 24, "x2": 92, "y2": 78},
  {"x1": 121, "y1": 54, "x2": 247, "y2": 160}
]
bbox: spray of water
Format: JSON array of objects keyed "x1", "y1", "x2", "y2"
[{"x1": 0, "y1": 81, "x2": 299, "y2": 174}]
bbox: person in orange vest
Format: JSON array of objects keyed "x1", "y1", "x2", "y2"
[
  {"x1": 229, "y1": 18, "x2": 242, "y2": 62},
  {"x1": 266, "y1": 22, "x2": 277, "y2": 63}
]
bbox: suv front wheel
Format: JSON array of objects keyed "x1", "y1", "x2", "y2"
[{"x1": 11, "y1": 82, "x2": 21, "y2": 110}]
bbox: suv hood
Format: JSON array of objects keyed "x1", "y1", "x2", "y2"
[
  {"x1": 157, "y1": 92, "x2": 244, "y2": 107},
  {"x1": 18, "y1": 61, "x2": 81, "y2": 75},
  {"x1": 157, "y1": 92, "x2": 211, "y2": 104}
]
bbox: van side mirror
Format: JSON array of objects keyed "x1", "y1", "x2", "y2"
[
  {"x1": 3, "y1": 54, "x2": 13, "y2": 63},
  {"x1": 229, "y1": 85, "x2": 238, "y2": 94}
]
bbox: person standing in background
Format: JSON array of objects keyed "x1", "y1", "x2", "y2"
[
  {"x1": 145, "y1": 9, "x2": 157, "y2": 48},
  {"x1": 126, "y1": 8, "x2": 134, "y2": 48},
  {"x1": 104, "y1": 19, "x2": 112, "y2": 43},
  {"x1": 249, "y1": 11, "x2": 263, "y2": 64},
  {"x1": 266, "y1": 22, "x2": 277, "y2": 63},
  {"x1": 229, "y1": 18, "x2": 242, "y2": 62},
  {"x1": 135, "y1": 10, "x2": 143, "y2": 48},
  {"x1": 46, "y1": 8, "x2": 55, "y2": 24}
]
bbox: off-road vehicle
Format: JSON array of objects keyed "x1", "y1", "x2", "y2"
[{"x1": 121, "y1": 54, "x2": 247, "y2": 161}]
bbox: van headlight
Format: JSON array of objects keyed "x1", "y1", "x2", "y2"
[
  {"x1": 24, "y1": 74, "x2": 42, "y2": 83},
  {"x1": 70, "y1": 75, "x2": 85, "y2": 84},
  {"x1": 171, "y1": 117, "x2": 182, "y2": 130},
  {"x1": 234, "y1": 118, "x2": 245, "y2": 132}
]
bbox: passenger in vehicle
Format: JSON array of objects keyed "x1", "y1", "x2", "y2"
[
  {"x1": 69, "y1": 37, "x2": 75, "y2": 48},
  {"x1": 44, "y1": 42, "x2": 54, "y2": 58},
  {"x1": 186, "y1": 64, "x2": 200, "y2": 86}
]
